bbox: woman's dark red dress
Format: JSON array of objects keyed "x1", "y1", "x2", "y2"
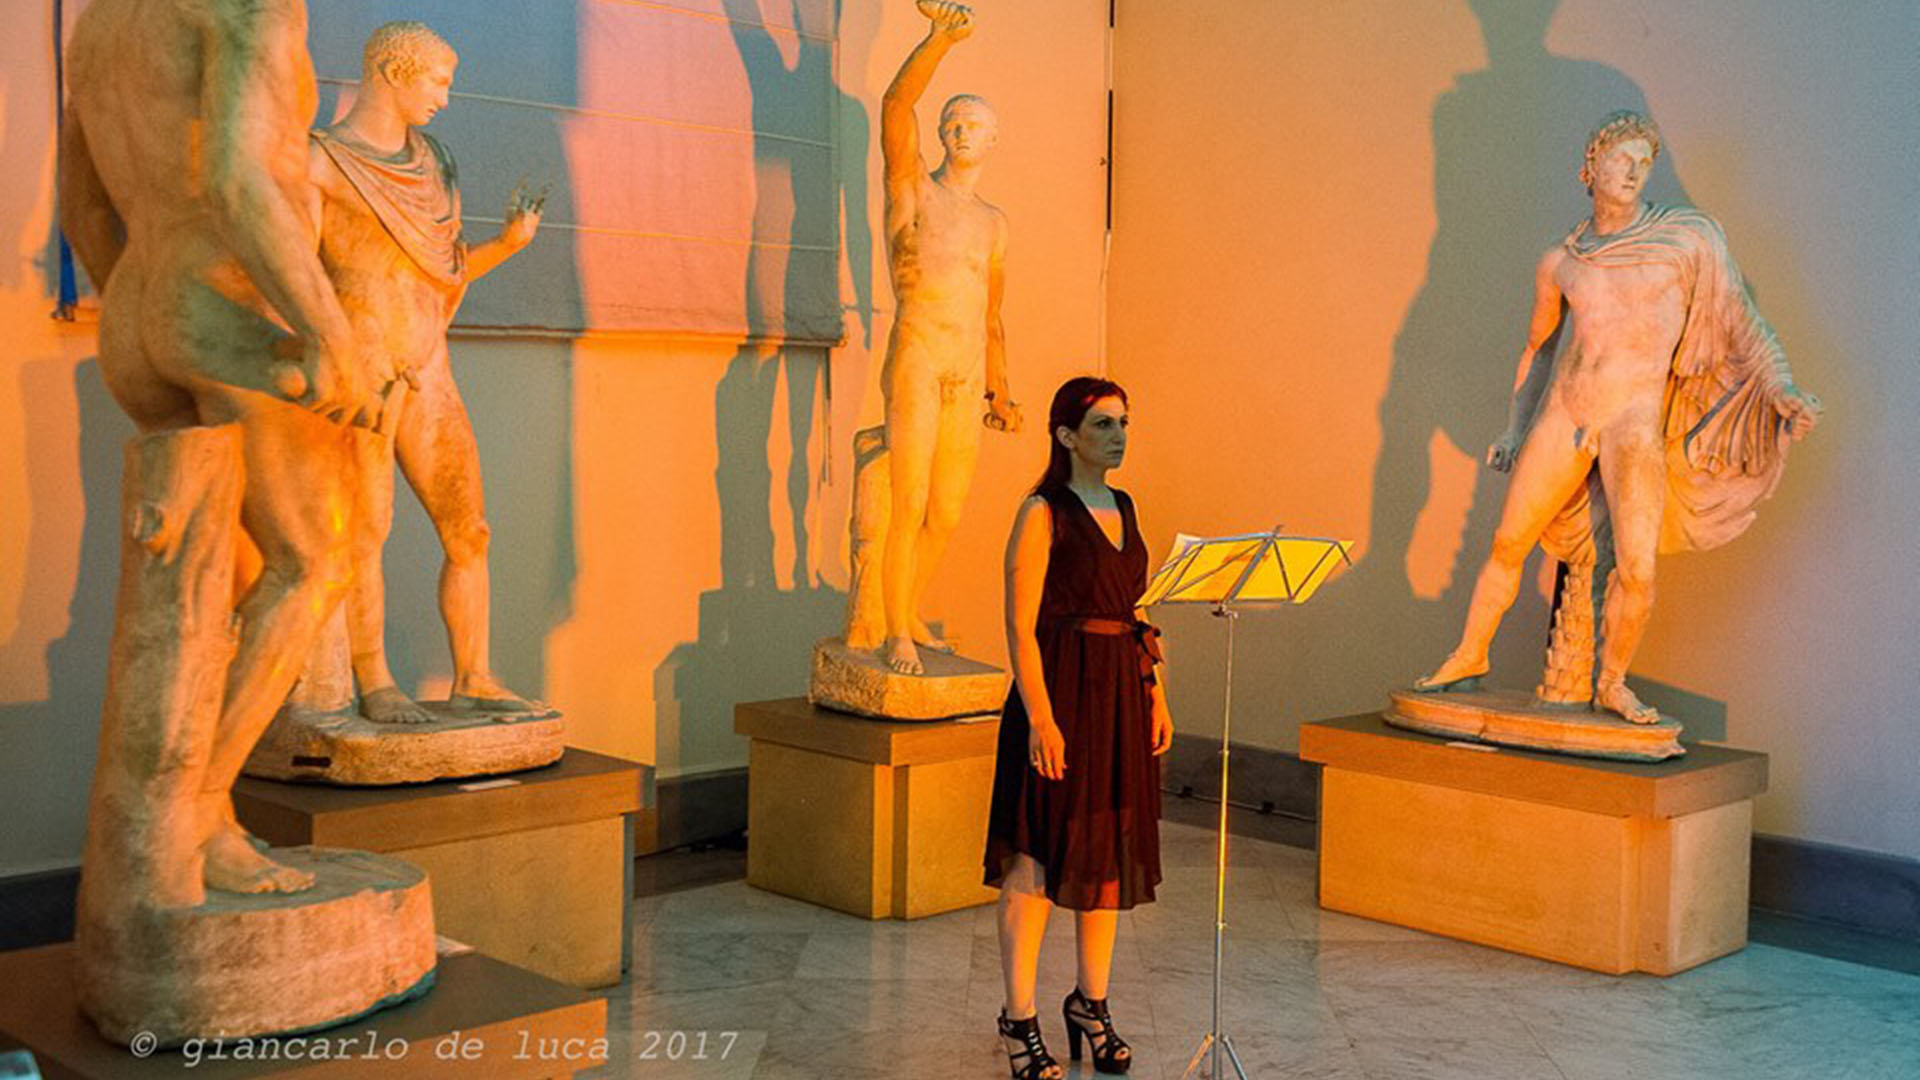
[{"x1": 983, "y1": 485, "x2": 1162, "y2": 911}]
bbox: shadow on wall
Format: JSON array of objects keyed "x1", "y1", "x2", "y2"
[
  {"x1": 655, "y1": 0, "x2": 872, "y2": 775},
  {"x1": 0, "y1": 363, "x2": 134, "y2": 863}
]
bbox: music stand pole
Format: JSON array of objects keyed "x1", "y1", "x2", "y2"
[{"x1": 1180, "y1": 601, "x2": 1250, "y2": 1080}]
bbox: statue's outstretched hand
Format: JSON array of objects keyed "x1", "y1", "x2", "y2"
[
  {"x1": 502, "y1": 179, "x2": 550, "y2": 251},
  {"x1": 917, "y1": 0, "x2": 974, "y2": 40},
  {"x1": 1777, "y1": 386, "x2": 1822, "y2": 441},
  {"x1": 1486, "y1": 430, "x2": 1521, "y2": 473}
]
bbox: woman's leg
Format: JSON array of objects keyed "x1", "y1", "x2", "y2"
[
  {"x1": 1066, "y1": 906, "x2": 1132, "y2": 1069},
  {"x1": 1073, "y1": 909, "x2": 1120, "y2": 999},
  {"x1": 998, "y1": 855, "x2": 1054, "y2": 1018}
]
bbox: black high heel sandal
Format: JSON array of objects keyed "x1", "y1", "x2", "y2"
[
  {"x1": 997, "y1": 1010, "x2": 1063, "y2": 1080},
  {"x1": 1063, "y1": 987, "x2": 1132, "y2": 1074}
]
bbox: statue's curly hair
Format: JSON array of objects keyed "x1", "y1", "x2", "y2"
[
  {"x1": 363, "y1": 21, "x2": 456, "y2": 84},
  {"x1": 1580, "y1": 110, "x2": 1661, "y2": 192},
  {"x1": 939, "y1": 93, "x2": 997, "y2": 130}
]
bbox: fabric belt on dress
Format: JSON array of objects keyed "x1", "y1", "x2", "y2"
[{"x1": 1054, "y1": 616, "x2": 1164, "y2": 684}]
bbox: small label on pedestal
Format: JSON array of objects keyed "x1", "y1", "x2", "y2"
[{"x1": 457, "y1": 778, "x2": 523, "y2": 792}]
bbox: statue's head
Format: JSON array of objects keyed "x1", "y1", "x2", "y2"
[
  {"x1": 1467, "y1": 0, "x2": 1559, "y2": 60},
  {"x1": 1580, "y1": 110, "x2": 1661, "y2": 199},
  {"x1": 363, "y1": 22, "x2": 458, "y2": 127},
  {"x1": 938, "y1": 94, "x2": 998, "y2": 167}
]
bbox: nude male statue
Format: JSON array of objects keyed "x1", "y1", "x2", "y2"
[
  {"x1": 59, "y1": 0, "x2": 394, "y2": 893},
  {"x1": 1416, "y1": 111, "x2": 1821, "y2": 723},
  {"x1": 308, "y1": 22, "x2": 547, "y2": 725},
  {"x1": 865, "y1": 0, "x2": 1021, "y2": 675}
]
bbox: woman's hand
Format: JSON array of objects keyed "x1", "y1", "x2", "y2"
[
  {"x1": 1029, "y1": 718, "x2": 1067, "y2": 780},
  {"x1": 1150, "y1": 697, "x2": 1174, "y2": 756}
]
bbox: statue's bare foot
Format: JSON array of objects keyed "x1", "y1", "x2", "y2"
[
  {"x1": 909, "y1": 617, "x2": 955, "y2": 654},
  {"x1": 361, "y1": 685, "x2": 435, "y2": 725},
  {"x1": 449, "y1": 674, "x2": 551, "y2": 719},
  {"x1": 1595, "y1": 680, "x2": 1661, "y2": 725},
  {"x1": 882, "y1": 635, "x2": 925, "y2": 675},
  {"x1": 1412, "y1": 652, "x2": 1487, "y2": 693},
  {"x1": 203, "y1": 824, "x2": 315, "y2": 895}
]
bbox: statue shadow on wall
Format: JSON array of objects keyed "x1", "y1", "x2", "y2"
[
  {"x1": 0, "y1": 15, "x2": 128, "y2": 931},
  {"x1": 0, "y1": 361, "x2": 131, "y2": 946},
  {"x1": 653, "y1": 0, "x2": 872, "y2": 817}
]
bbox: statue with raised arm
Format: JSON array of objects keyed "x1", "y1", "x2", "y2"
[
  {"x1": 60, "y1": 0, "x2": 432, "y2": 1044},
  {"x1": 846, "y1": 0, "x2": 1019, "y2": 680},
  {"x1": 1401, "y1": 111, "x2": 1821, "y2": 749},
  {"x1": 310, "y1": 22, "x2": 548, "y2": 727}
]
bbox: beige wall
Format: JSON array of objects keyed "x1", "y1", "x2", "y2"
[
  {"x1": 1108, "y1": 0, "x2": 1920, "y2": 859},
  {"x1": 0, "y1": 0, "x2": 1110, "y2": 876}
]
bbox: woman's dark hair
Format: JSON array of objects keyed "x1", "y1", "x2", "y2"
[{"x1": 1032, "y1": 375, "x2": 1128, "y2": 496}]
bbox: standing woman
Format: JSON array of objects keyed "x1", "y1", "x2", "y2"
[{"x1": 985, "y1": 377, "x2": 1174, "y2": 1079}]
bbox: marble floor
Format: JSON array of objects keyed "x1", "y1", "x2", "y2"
[{"x1": 586, "y1": 820, "x2": 1920, "y2": 1080}]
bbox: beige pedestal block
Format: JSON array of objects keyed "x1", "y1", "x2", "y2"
[
  {"x1": 1, "y1": 946, "x2": 604, "y2": 1079},
  {"x1": 235, "y1": 750, "x2": 649, "y2": 988},
  {"x1": 737, "y1": 697, "x2": 1001, "y2": 919},
  {"x1": 1301, "y1": 714, "x2": 1767, "y2": 975}
]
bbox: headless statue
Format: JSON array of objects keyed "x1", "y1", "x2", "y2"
[
  {"x1": 308, "y1": 23, "x2": 547, "y2": 724},
  {"x1": 1416, "y1": 112, "x2": 1821, "y2": 722},
  {"x1": 59, "y1": 0, "x2": 399, "y2": 894},
  {"x1": 846, "y1": 0, "x2": 1021, "y2": 675}
]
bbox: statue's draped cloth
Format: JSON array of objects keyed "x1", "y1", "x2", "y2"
[
  {"x1": 1538, "y1": 204, "x2": 1800, "y2": 564},
  {"x1": 311, "y1": 126, "x2": 466, "y2": 288}
]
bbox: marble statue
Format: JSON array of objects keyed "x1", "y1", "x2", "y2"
[
  {"x1": 238, "y1": 22, "x2": 565, "y2": 784},
  {"x1": 846, "y1": 0, "x2": 1020, "y2": 676},
  {"x1": 310, "y1": 21, "x2": 547, "y2": 726},
  {"x1": 60, "y1": 0, "x2": 433, "y2": 1044},
  {"x1": 1413, "y1": 111, "x2": 1821, "y2": 727}
]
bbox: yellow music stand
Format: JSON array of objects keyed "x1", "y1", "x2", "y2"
[{"x1": 1145, "y1": 527, "x2": 1354, "y2": 1080}]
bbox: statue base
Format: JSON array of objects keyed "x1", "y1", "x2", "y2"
[
  {"x1": 243, "y1": 701, "x2": 565, "y2": 785},
  {"x1": 809, "y1": 637, "x2": 1007, "y2": 721},
  {"x1": 75, "y1": 848, "x2": 436, "y2": 1046},
  {"x1": 1385, "y1": 687, "x2": 1685, "y2": 762}
]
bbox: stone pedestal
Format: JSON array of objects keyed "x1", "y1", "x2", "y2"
[
  {"x1": 235, "y1": 750, "x2": 650, "y2": 989},
  {"x1": 69, "y1": 428, "x2": 437, "y2": 1046},
  {"x1": 808, "y1": 637, "x2": 1007, "y2": 721},
  {"x1": 736, "y1": 697, "x2": 1000, "y2": 919},
  {"x1": 1385, "y1": 687, "x2": 1685, "y2": 761},
  {"x1": 1302, "y1": 714, "x2": 1767, "y2": 975},
  {"x1": 243, "y1": 701, "x2": 565, "y2": 785},
  {"x1": 0, "y1": 944, "x2": 604, "y2": 1078},
  {"x1": 75, "y1": 849, "x2": 435, "y2": 1046}
]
